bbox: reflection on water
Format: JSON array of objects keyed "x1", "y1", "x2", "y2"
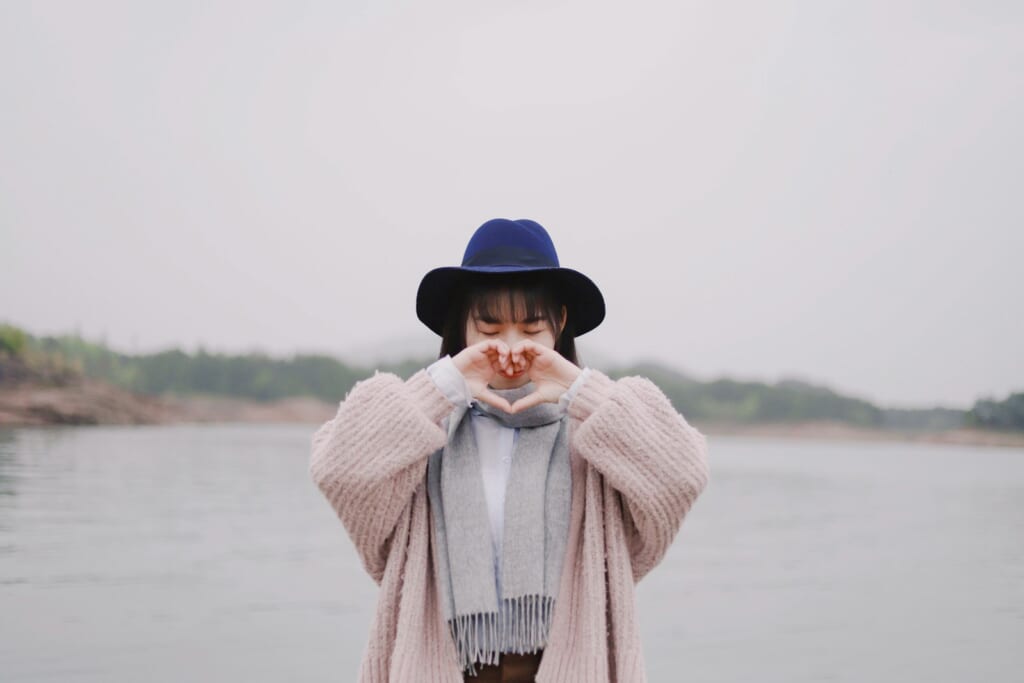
[{"x1": 1, "y1": 425, "x2": 1021, "y2": 682}]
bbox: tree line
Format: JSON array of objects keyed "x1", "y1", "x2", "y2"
[{"x1": 1, "y1": 322, "x2": 1020, "y2": 430}]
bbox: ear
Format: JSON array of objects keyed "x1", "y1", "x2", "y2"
[{"x1": 559, "y1": 305, "x2": 567, "y2": 335}]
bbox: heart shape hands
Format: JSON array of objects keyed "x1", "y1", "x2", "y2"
[{"x1": 450, "y1": 339, "x2": 582, "y2": 414}]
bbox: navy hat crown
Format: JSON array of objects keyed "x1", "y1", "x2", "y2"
[
  {"x1": 416, "y1": 218, "x2": 605, "y2": 337},
  {"x1": 461, "y1": 218, "x2": 560, "y2": 269}
]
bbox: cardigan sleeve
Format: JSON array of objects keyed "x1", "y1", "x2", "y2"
[
  {"x1": 426, "y1": 354, "x2": 473, "y2": 407},
  {"x1": 567, "y1": 368, "x2": 710, "y2": 583},
  {"x1": 309, "y1": 368, "x2": 456, "y2": 584}
]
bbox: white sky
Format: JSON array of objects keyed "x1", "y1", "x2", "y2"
[{"x1": 2, "y1": 1, "x2": 1021, "y2": 409}]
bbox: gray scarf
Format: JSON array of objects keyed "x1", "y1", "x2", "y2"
[{"x1": 426, "y1": 381, "x2": 572, "y2": 676}]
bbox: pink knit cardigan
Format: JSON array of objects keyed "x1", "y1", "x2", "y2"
[{"x1": 309, "y1": 366, "x2": 710, "y2": 682}]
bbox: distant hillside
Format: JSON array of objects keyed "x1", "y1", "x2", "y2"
[
  {"x1": 2, "y1": 322, "x2": 1021, "y2": 431},
  {"x1": 0, "y1": 325, "x2": 82, "y2": 386},
  {"x1": 965, "y1": 392, "x2": 1024, "y2": 430},
  {"x1": 608, "y1": 362, "x2": 885, "y2": 427}
]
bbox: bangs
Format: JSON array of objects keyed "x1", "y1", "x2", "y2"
[{"x1": 465, "y1": 274, "x2": 564, "y2": 333}]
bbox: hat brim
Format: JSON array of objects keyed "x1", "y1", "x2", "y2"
[{"x1": 416, "y1": 265, "x2": 605, "y2": 338}]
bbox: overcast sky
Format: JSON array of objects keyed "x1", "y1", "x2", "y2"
[{"x1": 2, "y1": 1, "x2": 1021, "y2": 409}]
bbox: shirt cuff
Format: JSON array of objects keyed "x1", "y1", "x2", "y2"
[
  {"x1": 426, "y1": 355, "x2": 473, "y2": 408},
  {"x1": 558, "y1": 367, "x2": 591, "y2": 411}
]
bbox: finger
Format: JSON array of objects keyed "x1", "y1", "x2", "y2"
[
  {"x1": 509, "y1": 390, "x2": 551, "y2": 414},
  {"x1": 482, "y1": 340, "x2": 510, "y2": 369},
  {"x1": 497, "y1": 341, "x2": 511, "y2": 369},
  {"x1": 479, "y1": 339, "x2": 508, "y2": 357},
  {"x1": 490, "y1": 354, "x2": 511, "y2": 376},
  {"x1": 510, "y1": 350, "x2": 529, "y2": 375},
  {"x1": 484, "y1": 342, "x2": 508, "y2": 366},
  {"x1": 476, "y1": 389, "x2": 513, "y2": 413},
  {"x1": 520, "y1": 350, "x2": 533, "y2": 370},
  {"x1": 513, "y1": 338, "x2": 540, "y2": 359},
  {"x1": 498, "y1": 346, "x2": 515, "y2": 374},
  {"x1": 511, "y1": 344, "x2": 533, "y2": 368},
  {"x1": 482, "y1": 339, "x2": 504, "y2": 357}
]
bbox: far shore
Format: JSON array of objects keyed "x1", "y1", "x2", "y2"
[
  {"x1": 698, "y1": 419, "x2": 1024, "y2": 449},
  {"x1": 1, "y1": 380, "x2": 1022, "y2": 449}
]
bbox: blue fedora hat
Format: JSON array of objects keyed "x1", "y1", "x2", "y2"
[{"x1": 416, "y1": 218, "x2": 605, "y2": 337}]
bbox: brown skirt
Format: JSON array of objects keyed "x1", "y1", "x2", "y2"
[{"x1": 463, "y1": 649, "x2": 544, "y2": 682}]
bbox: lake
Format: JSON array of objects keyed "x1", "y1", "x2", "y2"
[{"x1": 1, "y1": 424, "x2": 1021, "y2": 682}]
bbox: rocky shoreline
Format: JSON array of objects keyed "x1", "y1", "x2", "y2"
[
  {"x1": 2, "y1": 380, "x2": 1022, "y2": 449},
  {"x1": 0, "y1": 380, "x2": 337, "y2": 427}
]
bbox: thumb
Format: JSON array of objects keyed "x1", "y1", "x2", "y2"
[
  {"x1": 509, "y1": 390, "x2": 549, "y2": 414},
  {"x1": 475, "y1": 389, "x2": 513, "y2": 413}
]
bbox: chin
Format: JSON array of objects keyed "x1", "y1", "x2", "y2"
[{"x1": 492, "y1": 376, "x2": 530, "y2": 390}]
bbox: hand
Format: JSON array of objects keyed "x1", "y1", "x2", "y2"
[
  {"x1": 450, "y1": 340, "x2": 515, "y2": 412},
  {"x1": 506, "y1": 339, "x2": 582, "y2": 413}
]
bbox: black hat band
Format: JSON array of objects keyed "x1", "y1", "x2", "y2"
[{"x1": 463, "y1": 245, "x2": 559, "y2": 268}]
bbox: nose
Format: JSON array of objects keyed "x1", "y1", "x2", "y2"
[{"x1": 498, "y1": 329, "x2": 526, "y2": 348}]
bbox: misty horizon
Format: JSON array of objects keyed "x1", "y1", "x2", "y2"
[{"x1": 2, "y1": 2, "x2": 1020, "y2": 410}]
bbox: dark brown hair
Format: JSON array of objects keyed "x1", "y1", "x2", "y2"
[{"x1": 438, "y1": 271, "x2": 580, "y2": 367}]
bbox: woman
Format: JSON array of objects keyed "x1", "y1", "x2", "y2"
[{"x1": 309, "y1": 218, "x2": 710, "y2": 682}]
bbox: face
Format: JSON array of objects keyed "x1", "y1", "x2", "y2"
[{"x1": 464, "y1": 292, "x2": 567, "y2": 389}]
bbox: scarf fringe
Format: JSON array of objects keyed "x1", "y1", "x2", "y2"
[{"x1": 450, "y1": 594, "x2": 555, "y2": 676}]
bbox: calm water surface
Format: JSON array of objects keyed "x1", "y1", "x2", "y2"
[{"x1": 1, "y1": 424, "x2": 1021, "y2": 682}]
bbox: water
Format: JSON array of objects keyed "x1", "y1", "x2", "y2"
[{"x1": 1, "y1": 425, "x2": 1021, "y2": 682}]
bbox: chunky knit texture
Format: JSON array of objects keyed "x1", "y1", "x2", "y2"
[{"x1": 309, "y1": 366, "x2": 710, "y2": 682}]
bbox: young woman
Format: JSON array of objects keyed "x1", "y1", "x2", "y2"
[{"x1": 310, "y1": 218, "x2": 710, "y2": 682}]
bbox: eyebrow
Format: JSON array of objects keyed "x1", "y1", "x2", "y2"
[{"x1": 473, "y1": 314, "x2": 545, "y2": 324}]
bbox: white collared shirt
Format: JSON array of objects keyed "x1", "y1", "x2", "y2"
[{"x1": 426, "y1": 355, "x2": 591, "y2": 594}]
